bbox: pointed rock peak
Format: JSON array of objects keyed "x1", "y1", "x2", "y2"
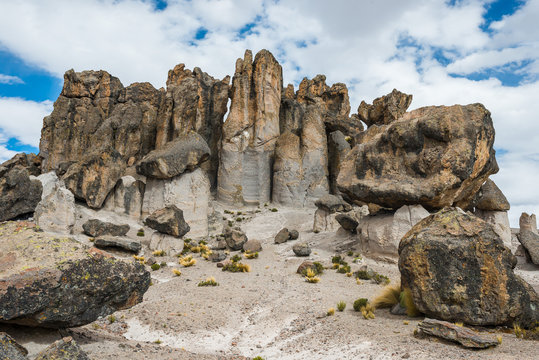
[
  {"x1": 61, "y1": 69, "x2": 123, "y2": 99},
  {"x1": 357, "y1": 88, "x2": 412, "y2": 127}
]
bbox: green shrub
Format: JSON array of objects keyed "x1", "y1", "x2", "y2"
[
  {"x1": 353, "y1": 298, "x2": 369, "y2": 312},
  {"x1": 151, "y1": 263, "x2": 161, "y2": 271},
  {"x1": 337, "y1": 301, "x2": 346, "y2": 312}
]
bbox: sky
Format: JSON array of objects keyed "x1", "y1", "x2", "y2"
[{"x1": 0, "y1": 0, "x2": 537, "y2": 226}]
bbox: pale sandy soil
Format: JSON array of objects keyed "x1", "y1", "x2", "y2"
[{"x1": 2, "y1": 204, "x2": 538, "y2": 360}]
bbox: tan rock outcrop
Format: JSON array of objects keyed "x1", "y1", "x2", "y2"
[
  {"x1": 155, "y1": 64, "x2": 229, "y2": 186},
  {"x1": 217, "y1": 49, "x2": 282, "y2": 205},
  {"x1": 357, "y1": 88, "x2": 412, "y2": 127}
]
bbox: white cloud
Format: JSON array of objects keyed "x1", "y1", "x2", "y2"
[
  {"x1": 0, "y1": 74, "x2": 23, "y2": 84},
  {"x1": 0, "y1": 0, "x2": 538, "y2": 225},
  {"x1": 0, "y1": 97, "x2": 53, "y2": 146}
]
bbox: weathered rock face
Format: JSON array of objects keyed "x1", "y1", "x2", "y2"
[
  {"x1": 217, "y1": 50, "x2": 282, "y2": 205},
  {"x1": 155, "y1": 64, "x2": 229, "y2": 187},
  {"x1": 0, "y1": 152, "x2": 41, "y2": 177},
  {"x1": 0, "y1": 222, "x2": 150, "y2": 328},
  {"x1": 327, "y1": 130, "x2": 351, "y2": 194},
  {"x1": 62, "y1": 146, "x2": 126, "y2": 208},
  {"x1": 474, "y1": 209, "x2": 512, "y2": 249},
  {"x1": 517, "y1": 230, "x2": 539, "y2": 265},
  {"x1": 314, "y1": 194, "x2": 352, "y2": 213},
  {"x1": 273, "y1": 75, "x2": 357, "y2": 206},
  {"x1": 82, "y1": 219, "x2": 130, "y2": 237},
  {"x1": 399, "y1": 208, "x2": 539, "y2": 327},
  {"x1": 34, "y1": 172, "x2": 76, "y2": 234},
  {"x1": 142, "y1": 168, "x2": 210, "y2": 238},
  {"x1": 103, "y1": 175, "x2": 145, "y2": 218},
  {"x1": 338, "y1": 104, "x2": 499, "y2": 210},
  {"x1": 475, "y1": 179, "x2": 510, "y2": 211},
  {"x1": 94, "y1": 236, "x2": 141, "y2": 253},
  {"x1": 519, "y1": 212, "x2": 537, "y2": 234},
  {"x1": 0, "y1": 156, "x2": 42, "y2": 221},
  {"x1": 0, "y1": 332, "x2": 28, "y2": 360},
  {"x1": 137, "y1": 132, "x2": 210, "y2": 179},
  {"x1": 358, "y1": 205, "x2": 429, "y2": 256},
  {"x1": 145, "y1": 205, "x2": 190, "y2": 237},
  {"x1": 39, "y1": 70, "x2": 163, "y2": 173},
  {"x1": 34, "y1": 336, "x2": 90, "y2": 360},
  {"x1": 357, "y1": 89, "x2": 412, "y2": 128}
]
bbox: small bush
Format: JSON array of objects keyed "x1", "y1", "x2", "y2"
[
  {"x1": 270, "y1": 208, "x2": 278, "y2": 212},
  {"x1": 224, "y1": 209, "x2": 233, "y2": 214},
  {"x1": 179, "y1": 255, "x2": 196, "y2": 267},
  {"x1": 372, "y1": 273, "x2": 390, "y2": 285},
  {"x1": 151, "y1": 263, "x2": 161, "y2": 271},
  {"x1": 231, "y1": 254, "x2": 242, "y2": 262},
  {"x1": 133, "y1": 255, "x2": 145, "y2": 262},
  {"x1": 236, "y1": 217, "x2": 243, "y2": 222},
  {"x1": 304, "y1": 268, "x2": 320, "y2": 283},
  {"x1": 337, "y1": 301, "x2": 346, "y2": 312},
  {"x1": 137, "y1": 229, "x2": 145, "y2": 237},
  {"x1": 313, "y1": 229, "x2": 320, "y2": 233},
  {"x1": 244, "y1": 251, "x2": 259, "y2": 259},
  {"x1": 353, "y1": 298, "x2": 369, "y2": 312},
  {"x1": 360, "y1": 303, "x2": 376, "y2": 319},
  {"x1": 355, "y1": 270, "x2": 371, "y2": 280},
  {"x1": 228, "y1": 220, "x2": 234, "y2": 227},
  {"x1": 253, "y1": 357, "x2": 265, "y2": 360},
  {"x1": 222, "y1": 261, "x2": 251, "y2": 273},
  {"x1": 172, "y1": 268, "x2": 182, "y2": 276},
  {"x1": 327, "y1": 308, "x2": 335, "y2": 316},
  {"x1": 372, "y1": 283, "x2": 401, "y2": 309},
  {"x1": 108, "y1": 315, "x2": 116, "y2": 323},
  {"x1": 331, "y1": 255, "x2": 346, "y2": 265},
  {"x1": 400, "y1": 287, "x2": 421, "y2": 317},
  {"x1": 198, "y1": 276, "x2": 219, "y2": 287},
  {"x1": 347, "y1": 250, "x2": 354, "y2": 256},
  {"x1": 152, "y1": 249, "x2": 166, "y2": 256},
  {"x1": 337, "y1": 264, "x2": 351, "y2": 274}
]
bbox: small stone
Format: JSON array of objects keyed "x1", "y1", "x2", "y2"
[
  {"x1": 243, "y1": 240, "x2": 262, "y2": 253},
  {"x1": 417, "y1": 318, "x2": 498, "y2": 349},
  {"x1": 34, "y1": 336, "x2": 90, "y2": 360},
  {"x1": 223, "y1": 227, "x2": 247, "y2": 251},
  {"x1": 209, "y1": 252, "x2": 227, "y2": 263},
  {"x1": 296, "y1": 260, "x2": 314, "y2": 274},
  {"x1": 145, "y1": 205, "x2": 190, "y2": 237},
  {"x1": 292, "y1": 242, "x2": 311, "y2": 257},
  {"x1": 335, "y1": 213, "x2": 359, "y2": 233},
  {"x1": 274, "y1": 228, "x2": 290, "y2": 244},
  {"x1": 390, "y1": 303, "x2": 407, "y2": 316},
  {"x1": 82, "y1": 219, "x2": 130, "y2": 237},
  {"x1": 288, "y1": 230, "x2": 299, "y2": 240},
  {"x1": 94, "y1": 236, "x2": 141, "y2": 253}
]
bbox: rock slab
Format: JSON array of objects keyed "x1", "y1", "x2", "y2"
[
  {"x1": 145, "y1": 205, "x2": 190, "y2": 237},
  {"x1": 0, "y1": 332, "x2": 28, "y2": 360},
  {"x1": 417, "y1": 318, "x2": 498, "y2": 349}
]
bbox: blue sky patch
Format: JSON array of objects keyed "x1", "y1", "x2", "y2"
[
  {"x1": 0, "y1": 50, "x2": 62, "y2": 102},
  {"x1": 4, "y1": 137, "x2": 39, "y2": 154},
  {"x1": 481, "y1": 0, "x2": 525, "y2": 32}
]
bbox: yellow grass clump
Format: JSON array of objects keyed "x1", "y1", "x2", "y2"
[
  {"x1": 179, "y1": 255, "x2": 196, "y2": 267},
  {"x1": 172, "y1": 268, "x2": 182, "y2": 276},
  {"x1": 372, "y1": 282, "x2": 401, "y2": 309}
]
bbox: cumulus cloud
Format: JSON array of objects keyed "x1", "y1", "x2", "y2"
[
  {"x1": 0, "y1": 0, "x2": 537, "y2": 225},
  {"x1": 0, "y1": 97, "x2": 53, "y2": 146},
  {"x1": 0, "y1": 74, "x2": 24, "y2": 84}
]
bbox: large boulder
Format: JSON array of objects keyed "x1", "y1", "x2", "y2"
[
  {"x1": 62, "y1": 146, "x2": 126, "y2": 208},
  {"x1": 0, "y1": 156, "x2": 42, "y2": 221},
  {"x1": 0, "y1": 222, "x2": 150, "y2": 328},
  {"x1": 517, "y1": 230, "x2": 539, "y2": 265},
  {"x1": 39, "y1": 70, "x2": 164, "y2": 173},
  {"x1": 155, "y1": 64, "x2": 229, "y2": 187},
  {"x1": 142, "y1": 168, "x2": 211, "y2": 238},
  {"x1": 474, "y1": 209, "x2": 512, "y2": 249},
  {"x1": 338, "y1": 104, "x2": 498, "y2": 210},
  {"x1": 314, "y1": 194, "x2": 351, "y2": 213},
  {"x1": 217, "y1": 49, "x2": 282, "y2": 205},
  {"x1": 357, "y1": 88, "x2": 412, "y2": 127},
  {"x1": 475, "y1": 179, "x2": 510, "y2": 211},
  {"x1": 358, "y1": 205, "x2": 429, "y2": 256},
  {"x1": 145, "y1": 205, "x2": 190, "y2": 237},
  {"x1": 399, "y1": 208, "x2": 539, "y2": 327},
  {"x1": 223, "y1": 226, "x2": 248, "y2": 251},
  {"x1": 136, "y1": 132, "x2": 210, "y2": 179}
]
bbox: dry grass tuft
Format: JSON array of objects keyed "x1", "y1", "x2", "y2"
[
  {"x1": 179, "y1": 255, "x2": 196, "y2": 267},
  {"x1": 372, "y1": 282, "x2": 401, "y2": 309}
]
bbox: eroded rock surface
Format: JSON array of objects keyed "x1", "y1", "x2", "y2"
[
  {"x1": 145, "y1": 205, "x2": 190, "y2": 237},
  {"x1": 217, "y1": 50, "x2": 282, "y2": 205},
  {"x1": 475, "y1": 179, "x2": 510, "y2": 211},
  {"x1": 399, "y1": 208, "x2": 538, "y2": 327},
  {"x1": 338, "y1": 104, "x2": 498, "y2": 210},
  {"x1": 0, "y1": 222, "x2": 150, "y2": 328},
  {"x1": 155, "y1": 64, "x2": 229, "y2": 187},
  {"x1": 357, "y1": 89, "x2": 412, "y2": 127},
  {"x1": 34, "y1": 336, "x2": 90, "y2": 360}
]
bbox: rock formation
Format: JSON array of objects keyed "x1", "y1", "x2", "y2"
[
  {"x1": 338, "y1": 104, "x2": 498, "y2": 210},
  {"x1": 145, "y1": 205, "x2": 190, "y2": 237},
  {"x1": 0, "y1": 223, "x2": 150, "y2": 328},
  {"x1": 517, "y1": 212, "x2": 539, "y2": 264},
  {"x1": 155, "y1": 64, "x2": 229, "y2": 187},
  {"x1": 34, "y1": 336, "x2": 90, "y2": 360},
  {"x1": 217, "y1": 50, "x2": 282, "y2": 205},
  {"x1": 399, "y1": 208, "x2": 538, "y2": 327},
  {"x1": 137, "y1": 132, "x2": 210, "y2": 179},
  {"x1": 34, "y1": 172, "x2": 76, "y2": 234},
  {"x1": 0, "y1": 156, "x2": 42, "y2": 221},
  {"x1": 39, "y1": 70, "x2": 163, "y2": 172},
  {"x1": 475, "y1": 179, "x2": 510, "y2": 211},
  {"x1": 103, "y1": 175, "x2": 145, "y2": 218},
  {"x1": 357, "y1": 88, "x2": 412, "y2": 127}
]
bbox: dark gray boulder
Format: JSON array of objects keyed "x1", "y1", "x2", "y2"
[
  {"x1": 82, "y1": 219, "x2": 130, "y2": 237},
  {"x1": 145, "y1": 205, "x2": 190, "y2": 237}
]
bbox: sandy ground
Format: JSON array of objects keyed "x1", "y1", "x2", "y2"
[{"x1": 2, "y1": 204, "x2": 538, "y2": 360}]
